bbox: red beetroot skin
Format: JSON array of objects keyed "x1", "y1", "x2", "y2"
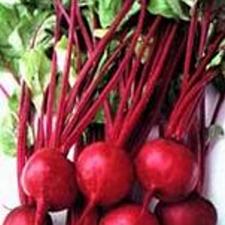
[
  {"x1": 135, "y1": 139, "x2": 199, "y2": 202},
  {"x1": 21, "y1": 148, "x2": 77, "y2": 211},
  {"x1": 156, "y1": 196, "x2": 217, "y2": 225},
  {"x1": 3, "y1": 205, "x2": 52, "y2": 225},
  {"x1": 67, "y1": 208, "x2": 98, "y2": 225},
  {"x1": 76, "y1": 142, "x2": 134, "y2": 205},
  {"x1": 100, "y1": 204, "x2": 159, "y2": 225}
]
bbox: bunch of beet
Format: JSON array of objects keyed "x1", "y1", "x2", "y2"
[{"x1": 3, "y1": 0, "x2": 225, "y2": 225}]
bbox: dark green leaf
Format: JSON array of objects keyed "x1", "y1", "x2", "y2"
[{"x1": 148, "y1": 0, "x2": 178, "y2": 18}]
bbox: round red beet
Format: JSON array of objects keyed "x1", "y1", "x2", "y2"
[
  {"x1": 156, "y1": 195, "x2": 217, "y2": 225},
  {"x1": 100, "y1": 204, "x2": 159, "y2": 225},
  {"x1": 135, "y1": 139, "x2": 199, "y2": 202},
  {"x1": 21, "y1": 148, "x2": 77, "y2": 211},
  {"x1": 76, "y1": 142, "x2": 134, "y2": 205},
  {"x1": 3, "y1": 205, "x2": 52, "y2": 225}
]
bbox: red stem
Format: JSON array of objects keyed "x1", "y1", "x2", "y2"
[
  {"x1": 64, "y1": 0, "x2": 134, "y2": 115},
  {"x1": 61, "y1": 0, "x2": 146, "y2": 153},
  {"x1": 182, "y1": 5, "x2": 198, "y2": 89},
  {"x1": 46, "y1": 4, "x2": 61, "y2": 146},
  {"x1": 131, "y1": 24, "x2": 168, "y2": 108},
  {"x1": 103, "y1": 99, "x2": 113, "y2": 141},
  {"x1": 117, "y1": 24, "x2": 178, "y2": 147},
  {"x1": 35, "y1": 118, "x2": 45, "y2": 150},
  {"x1": 166, "y1": 70, "x2": 217, "y2": 139},
  {"x1": 174, "y1": 93, "x2": 204, "y2": 141},
  {"x1": 56, "y1": 0, "x2": 70, "y2": 23},
  {"x1": 184, "y1": 34, "x2": 224, "y2": 91},
  {"x1": 74, "y1": 30, "x2": 82, "y2": 72},
  {"x1": 61, "y1": 36, "x2": 129, "y2": 141},
  {"x1": 34, "y1": 199, "x2": 46, "y2": 225},
  {"x1": 75, "y1": 0, "x2": 93, "y2": 52},
  {"x1": 113, "y1": 17, "x2": 162, "y2": 139},
  {"x1": 167, "y1": 34, "x2": 224, "y2": 135},
  {"x1": 52, "y1": 0, "x2": 77, "y2": 148},
  {"x1": 131, "y1": 38, "x2": 186, "y2": 154},
  {"x1": 17, "y1": 83, "x2": 30, "y2": 205}
]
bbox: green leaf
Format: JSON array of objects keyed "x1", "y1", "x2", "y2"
[
  {"x1": 0, "y1": 113, "x2": 17, "y2": 156},
  {"x1": 9, "y1": 11, "x2": 55, "y2": 54},
  {"x1": 148, "y1": 0, "x2": 178, "y2": 18},
  {"x1": 166, "y1": 0, "x2": 189, "y2": 20},
  {"x1": 0, "y1": 3, "x2": 54, "y2": 77},
  {"x1": 97, "y1": 0, "x2": 122, "y2": 28},
  {"x1": 19, "y1": 47, "x2": 51, "y2": 112},
  {"x1": 0, "y1": 91, "x2": 20, "y2": 156},
  {"x1": 0, "y1": 4, "x2": 20, "y2": 47}
]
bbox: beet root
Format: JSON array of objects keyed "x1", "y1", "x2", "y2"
[
  {"x1": 21, "y1": 148, "x2": 77, "y2": 211},
  {"x1": 135, "y1": 138, "x2": 199, "y2": 202},
  {"x1": 76, "y1": 142, "x2": 134, "y2": 205},
  {"x1": 155, "y1": 195, "x2": 217, "y2": 225},
  {"x1": 100, "y1": 204, "x2": 159, "y2": 225},
  {"x1": 3, "y1": 205, "x2": 52, "y2": 225}
]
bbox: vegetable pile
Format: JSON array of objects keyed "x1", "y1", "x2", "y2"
[{"x1": 1, "y1": 0, "x2": 225, "y2": 225}]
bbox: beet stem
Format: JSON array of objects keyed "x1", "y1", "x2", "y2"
[
  {"x1": 61, "y1": 0, "x2": 146, "y2": 153},
  {"x1": 46, "y1": 4, "x2": 62, "y2": 146},
  {"x1": 17, "y1": 83, "x2": 30, "y2": 205},
  {"x1": 34, "y1": 199, "x2": 46, "y2": 225},
  {"x1": 131, "y1": 38, "x2": 186, "y2": 153},
  {"x1": 166, "y1": 70, "x2": 217, "y2": 139},
  {"x1": 61, "y1": 37, "x2": 129, "y2": 142},
  {"x1": 113, "y1": 17, "x2": 162, "y2": 140},
  {"x1": 64, "y1": 0, "x2": 134, "y2": 115},
  {"x1": 117, "y1": 23, "x2": 178, "y2": 147},
  {"x1": 75, "y1": 0, "x2": 93, "y2": 52},
  {"x1": 53, "y1": 0, "x2": 77, "y2": 148},
  {"x1": 182, "y1": 5, "x2": 198, "y2": 89},
  {"x1": 167, "y1": 34, "x2": 225, "y2": 136},
  {"x1": 104, "y1": 99, "x2": 113, "y2": 141}
]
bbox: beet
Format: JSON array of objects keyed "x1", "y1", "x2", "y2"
[
  {"x1": 76, "y1": 142, "x2": 133, "y2": 205},
  {"x1": 21, "y1": 148, "x2": 77, "y2": 211},
  {"x1": 155, "y1": 195, "x2": 217, "y2": 225},
  {"x1": 135, "y1": 138, "x2": 199, "y2": 202},
  {"x1": 3, "y1": 205, "x2": 52, "y2": 225},
  {"x1": 100, "y1": 204, "x2": 159, "y2": 225}
]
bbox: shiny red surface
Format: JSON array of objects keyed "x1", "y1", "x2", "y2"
[
  {"x1": 76, "y1": 142, "x2": 134, "y2": 205},
  {"x1": 135, "y1": 138, "x2": 199, "y2": 202},
  {"x1": 21, "y1": 148, "x2": 77, "y2": 211}
]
